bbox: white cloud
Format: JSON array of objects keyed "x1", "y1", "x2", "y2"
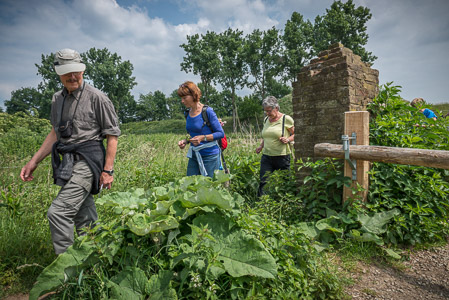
[
  {"x1": 0, "y1": 0, "x2": 193, "y2": 103},
  {"x1": 188, "y1": 0, "x2": 277, "y2": 33},
  {"x1": 1, "y1": 0, "x2": 448, "y2": 109}
]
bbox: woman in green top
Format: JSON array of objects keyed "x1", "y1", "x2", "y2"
[{"x1": 255, "y1": 96, "x2": 294, "y2": 197}]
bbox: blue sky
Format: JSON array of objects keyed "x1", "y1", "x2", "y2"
[{"x1": 1, "y1": 0, "x2": 448, "y2": 110}]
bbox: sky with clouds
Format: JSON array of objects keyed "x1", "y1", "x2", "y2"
[{"x1": 0, "y1": 0, "x2": 448, "y2": 110}]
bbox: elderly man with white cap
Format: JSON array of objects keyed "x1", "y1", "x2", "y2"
[{"x1": 20, "y1": 48, "x2": 121, "y2": 254}]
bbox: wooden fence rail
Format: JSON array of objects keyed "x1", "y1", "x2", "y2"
[
  {"x1": 314, "y1": 143, "x2": 449, "y2": 170},
  {"x1": 311, "y1": 111, "x2": 449, "y2": 203}
]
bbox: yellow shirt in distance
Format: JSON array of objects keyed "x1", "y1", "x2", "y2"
[{"x1": 262, "y1": 114, "x2": 294, "y2": 156}]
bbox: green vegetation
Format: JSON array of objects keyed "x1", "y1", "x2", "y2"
[
  {"x1": 1, "y1": 83, "x2": 448, "y2": 298},
  {"x1": 0, "y1": 111, "x2": 344, "y2": 299},
  {"x1": 433, "y1": 102, "x2": 449, "y2": 117},
  {"x1": 28, "y1": 176, "x2": 343, "y2": 300}
]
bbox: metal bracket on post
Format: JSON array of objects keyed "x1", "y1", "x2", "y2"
[{"x1": 342, "y1": 132, "x2": 357, "y2": 180}]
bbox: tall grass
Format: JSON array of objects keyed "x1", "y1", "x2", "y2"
[
  {"x1": 0, "y1": 119, "x2": 263, "y2": 297},
  {"x1": 0, "y1": 125, "x2": 57, "y2": 294},
  {"x1": 433, "y1": 102, "x2": 449, "y2": 117}
]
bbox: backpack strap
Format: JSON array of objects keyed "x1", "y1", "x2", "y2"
[
  {"x1": 281, "y1": 115, "x2": 285, "y2": 137},
  {"x1": 201, "y1": 105, "x2": 211, "y2": 128},
  {"x1": 184, "y1": 106, "x2": 209, "y2": 127},
  {"x1": 264, "y1": 115, "x2": 285, "y2": 136}
]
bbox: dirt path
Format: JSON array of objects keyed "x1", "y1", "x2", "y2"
[{"x1": 345, "y1": 243, "x2": 449, "y2": 299}]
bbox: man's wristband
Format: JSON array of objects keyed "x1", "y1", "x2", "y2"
[
  {"x1": 102, "y1": 169, "x2": 114, "y2": 175},
  {"x1": 204, "y1": 135, "x2": 207, "y2": 142}
]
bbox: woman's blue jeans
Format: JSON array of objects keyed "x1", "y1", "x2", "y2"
[{"x1": 187, "y1": 153, "x2": 221, "y2": 178}]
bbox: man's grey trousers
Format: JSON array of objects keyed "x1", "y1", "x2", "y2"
[{"x1": 47, "y1": 160, "x2": 98, "y2": 254}]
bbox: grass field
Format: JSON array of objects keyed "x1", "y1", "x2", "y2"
[
  {"x1": 0, "y1": 129, "x2": 269, "y2": 297},
  {"x1": 434, "y1": 102, "x2": 449, "y2": 116}
]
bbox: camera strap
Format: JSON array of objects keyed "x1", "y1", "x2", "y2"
[{"x1": 58, "y1": 81, "x2": 85, "y2": 125}]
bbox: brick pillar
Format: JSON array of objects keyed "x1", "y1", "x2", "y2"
[{"x1": 292, "y1": 43, "x2": 379, "y2": 178}]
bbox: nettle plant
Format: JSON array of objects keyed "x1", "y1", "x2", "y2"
[{"x1": 366, "y1": 83, "x2": 449, "y2": 245}]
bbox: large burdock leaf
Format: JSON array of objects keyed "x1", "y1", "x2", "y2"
[
  {"x1": 214, "y1": 170, "x2": 231, "y2": 183},
  {"x1": 127, "y1": 213, "x2": 179, "y2": 236},
  {"x1": 150, "y1": 200, "x2": 176, "y2": 217},
  {"x1": 315, "y1": 216, "x2": 344, "y2": 234},
  {"x1": 297, "y1": 222, "x2": 320, "y2": 239},
  {"x1": 29, "y1": 241, "x2": 97, "y2": 300},
  {"x1": 180, "y1": 187, "x2": 233, "y2": 210},
  {"x1": 350, "y1": 229, "x2": 384, "y2": 245},
  {"x1": 357, "y1": 209, "x2": 400, "y2": 235},
  {"x1": 147, "y1": 270, "x2": 177, "y2": 300},
  {"x1": 108, "y1": 267, "x2": 149, "y2": 300},
  {"x1": 179, "y1": 175, "x2": 214, "y2": 191},
  {"x1": 218, "y1": 230, "x2": 277, "y2": 278},
  {"x1": 151, "y1": 186, "x2": 175, "y2": 201},
  {"x1": 96, "y1": 188, "x2": 147, "y2": 211},
  {"x1": 193, "y1": 213, "x2": 277, "y2": 279}
]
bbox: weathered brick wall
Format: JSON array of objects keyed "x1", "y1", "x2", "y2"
[{"x1": 292, "y1": 43, "x2": 379, "y2": 172}]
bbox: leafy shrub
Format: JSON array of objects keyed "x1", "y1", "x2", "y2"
[
  {"x1": 256, "y1": 83, "x2": 449, "y2": 252},
  {"x1": 367, "y1": 163, "x2": 449, "y2": 245},
  {"x1": 227, "y1": 151, "x2": 260, "y2": 203},
  {"x1": 0, "y1": 112, "x2": 51, "y2": 135},
  {"x1": 258, "y1": 158, "x2": 349, "y2": 224},
  {"x1": 0, "y1": 112, "x2": 51, "y2": 160},
  {"x1": 29, "y1": 173, "x2": 343, "y2": 299},
  {"x1": 255, "y1": 164, "x2": 302, "y2": 223},
  {"x1": 368, "y1": 82, "x2": 449, "y2": 150},
  {"x1": 365, "y1": 83, "x2": 449, "y2": 245}
]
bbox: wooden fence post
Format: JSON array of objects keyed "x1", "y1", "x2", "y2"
[{"x1": 343, "y1": 111, "x2": 370, "y2": 202}]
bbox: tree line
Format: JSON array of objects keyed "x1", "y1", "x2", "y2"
[{"x1": 3, "y1": 0, "x2": 375, "y2": 129}]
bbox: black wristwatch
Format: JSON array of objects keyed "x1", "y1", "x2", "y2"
[{"x1": 102, "y1": 169, "x2": 114, "y2": 176}]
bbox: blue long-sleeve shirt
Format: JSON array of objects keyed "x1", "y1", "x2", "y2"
[
  {"x1": 422, "y1": 108, "x2": 437, "y2": 119},
  {"x1": 186, "y1": 107, "x2": 224, "y2": 156}
]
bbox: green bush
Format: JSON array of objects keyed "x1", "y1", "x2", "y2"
[
  {"x1": 0, "y1": 112, "x2": 51, "y2": 161},
  {"x1": 28, "y1": 175, "x2": 343, "y2": 300},
  {"x1": 366, "y1": 83, "x2": 449, "y2": 244},
  {"x1": 256, "y1": 83, "x2": 449, "y2": 252},
  {"x1": 0, "y1": 112, "x2": 51, "y2": 135}
]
